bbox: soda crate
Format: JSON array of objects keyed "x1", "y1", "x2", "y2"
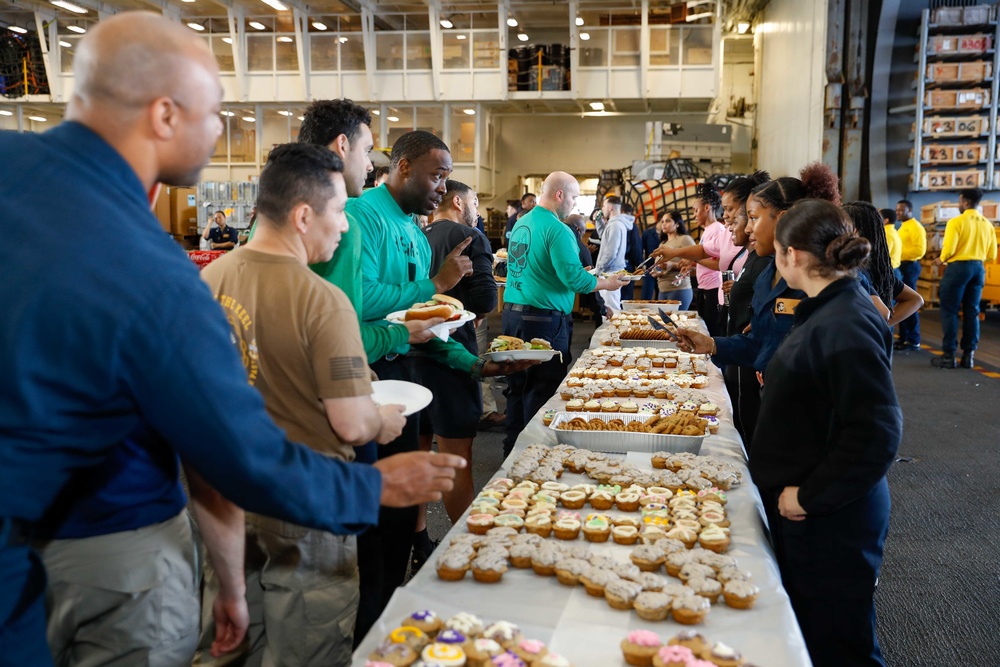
[
  {"x1": 925, "y1": 61, "x2": 993, "y2": 84},
  {"x1": 927, "y1": 33, "x2": 993, "y2": 56},
  {"x1": 924, "y1": 88, "x2": 991, "y2": 109},
  {"x1": 920, "y1": 115, "x2": 989, "y2": 137}
]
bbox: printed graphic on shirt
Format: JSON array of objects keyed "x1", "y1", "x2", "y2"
[
  {"x1": 329, "y1": 356, "x2": 367, "y2": 381},
  {"x1": 216, "y1": 293, "x2": 259, "y2": 385},
  {"x1": 774, "y1": 298, "x2": 800, "y2": 315},
  {"x1": 508, "y1": 226, "x2": 531, "y2": 279}
]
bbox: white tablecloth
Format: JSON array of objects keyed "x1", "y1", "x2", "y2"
[{"x1": 352, "y1": 318, "x2": 813, "y2": 667}]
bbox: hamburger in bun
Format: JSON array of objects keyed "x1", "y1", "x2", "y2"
[
  {"x1": 489, "y1": 335, "x2": 525, "y2": 352},
  {"x1": 528, "y1": 338, "x2": 553, "y2": 350},
  {"x1": 404, "y1": 294, "x2": 466, "y2": 322}
]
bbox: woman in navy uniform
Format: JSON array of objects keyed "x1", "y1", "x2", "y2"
[{"x1": 752, "y1": 199, "x2": 902, "y2": 667}]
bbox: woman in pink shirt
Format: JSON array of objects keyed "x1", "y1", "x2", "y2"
[{"x1": 653, "y1": 182, "x2": 740, "y2": 336}]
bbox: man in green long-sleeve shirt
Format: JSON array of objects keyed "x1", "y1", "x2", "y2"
[
  {"x1": 350, "y1": 130, "x2": 537, "y2": 639},
  {"x1": 502, "y1": 171, "x2": 627, "y2": 455}
]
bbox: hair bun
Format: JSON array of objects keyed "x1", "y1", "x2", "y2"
[
  {"x1": 825, "y1": 234, "x2": 870, "y2": 271},
  {"x1": 799, "y1": 162, "x2": 841, "y2": 205},
  {"x1": 750, "y1": 170, "x2": 771, "y2": 187}
]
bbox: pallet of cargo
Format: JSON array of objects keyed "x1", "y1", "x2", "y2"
[
  {"x1": 915, "y1": 169, "x2": 986, "y2": 190},
  {"x1": 925, "y1": 61, "x2": 993, "y2": 84}
]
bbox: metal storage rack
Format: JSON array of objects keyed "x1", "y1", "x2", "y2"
[{"x1": 911, "y1": 5, "x2": 1000, "y2": 191}]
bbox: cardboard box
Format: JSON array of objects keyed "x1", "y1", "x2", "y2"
[
  {"x1": 917, "y1": 143, "x2": 987, "y2": 164},
  {"x1": 917, "y1": 279, "x2": 940, "y2": 304},
  {"x1": 927, "y1": 33, "x2": 992, "y2": 56},
  {"x1": 917, "y1": 169, "x2": 985, "y2": 190}
]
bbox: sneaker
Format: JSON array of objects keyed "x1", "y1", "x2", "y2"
[
  {"x1": 894, "y1": 341, "x2": 920, "y2": 351},
  {"x1": 478, "y1": 411, "x2": 506, "y2": 431},
  {"x1": 931, "y1": 355, "x2": 957, "y2": 369}
]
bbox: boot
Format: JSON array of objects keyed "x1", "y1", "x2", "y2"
[
  {"x1": 931, "y1": 354, "x2": 957, "y2": 369},
  {"x1": 960, "y1": 350, "x2": 975, "y2": 369}
]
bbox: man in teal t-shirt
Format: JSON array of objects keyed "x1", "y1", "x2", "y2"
[{"x1": 502, "y1": 171, "x2": 627, "y2": 455}]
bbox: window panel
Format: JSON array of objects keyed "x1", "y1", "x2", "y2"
[
  {"x1": 211, "y1": 35, "x2": 235, "y2": 72},
  {"x1": 612, "y1": 27, "x2": 640, "y2": 67},
  {"x1": 376, "y1": 33, "x2": 404, "y2": 70},
  {"x1": 311, "y1": 33, "x2": 338, "y2": 71},
  {"x1": 579, "y1": 29, "x2": 608, "y2": 67},
  {"x1": 407, "y1": 32, "x2": 432, "y2": 70},
  {"x1": 443, "y1": 32, "x2": 470, "y2": 69},
  {"x1": 247, "y1": 35, "x2": 274, "y2": 71},
  {"x1": 450, "y1": 107, "x2": 475, "y2": 163},
  {"x1": 275, "y1": 36, "x2": 298, "y2": 71},
  {"x1": 340, "y1": 35, "x2": 365, "y2": 70},
  {"x1": 473, "y1": 31, "x2": 499, "y2": 68},
  {"x1": 682, "y1": 26, "x2": 713, "y2": 65},
  {"x1": 649, "y1": 26, "x2": 679, "y2": 66}
]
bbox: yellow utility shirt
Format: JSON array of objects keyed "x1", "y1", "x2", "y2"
[
  {"x1": 884, "y1": 223, "x2": 902, "y2": 269},
  {"x1": 941, "y1": 209, "x2": 998, "y2": 263},
  {"x1": 897, "y1": 217, "x2": 927, "y2": 262}
]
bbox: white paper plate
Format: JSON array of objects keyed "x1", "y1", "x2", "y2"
[
  {"x1": 370, "y1": 380, "x2": 433, "y2": 417},
  {"x1": 385, "y1": 309, "x2": 476, "y2": 330},
  {"x1": 486, "y1": 348, "x2": 561, "y2": 362}
]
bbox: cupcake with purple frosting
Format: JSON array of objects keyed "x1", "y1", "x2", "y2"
[{"x1": 402, "y1": 609, "x2": 443, "y2": 637}]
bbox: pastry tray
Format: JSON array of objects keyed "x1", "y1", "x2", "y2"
[
  {"x1": 621, "y1": 301, "x2": 680, "y2": 311},
  {"x1": 547, "y1": 412, "x2": 708, "y2": 454},
  {"x1": 617, "y1": 338, "x2": 679, "y2": 349}
]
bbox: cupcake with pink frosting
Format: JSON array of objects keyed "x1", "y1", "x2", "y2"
[
  {"x1": 651, "y1": 644, "x2": 695, "y2": 667},
  {"x1": 620, "y1": 629, "x2": 662, "y2": 666}
]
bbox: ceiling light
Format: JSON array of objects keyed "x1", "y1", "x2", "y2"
[
  {"x1": 278, "y1": 110, "x2": 293, "y2": 116},
  {"x1": 737, "y1": 21, "x2": 750, "y2": 34},
  {"x1": 181, "y1": 0, "x2": 195, "y2": 3},
  {"x1": 685, "y1": 12, "x2": 712, "y2": 22},
  {"x1": 51, "y1": 0, "x2": 87, "y2": 14},
  {"x1": 66, "y1": 25, "x2": 85, "y2": 33},
  {"x1": 456, "y1": 34, "x2": 466, "y2": 40},
  {"x1": 0, "y1": 110, "x2": 13, "y2": 116},
  {"x1": 463, "y1": 108, "x2": 475, "y2": 115},
  {"x1": 575, "y1": 16, "x2": 584, "y2": 26},
  {"x1": 338, "y1": 36, "x2": 348, "y2": 43},
  {"x1": 221, "y1": 110, "x2": 235, "y2": 116},
  {"x1": 276, "y1": 36, "x2": 292, "y2": 42},
  {"x1": 242, "y1": 116, "x2": 256, "y2": 122},
  {"x1": 297, "y1": 115, "x2": 305, "y2": 120},
  {"x1": 517, "y1": 32, "x2": 528, "y2": 42},
  {"x1": 372, "y1": 109, "x2": 380, "y2": 115},
  {"x1": 259, "y1": 0, "x2": 288, "y2": 10},
  {"x1": 506, "y1": 17, "x2": 518, "y2": 27},
  {"x1": 589, "y1": 101, "x2": 604, "y2": 111},
  {"x1": 222, "y1": 36, "x2": 232, "y2": 43},
  {"x1": 187, "y1": 22, "x2": 205, "y2": 31},
  {"x1": 312, "y1": 21, "x2": 327, "y2": 30},
  {"x1": 249, "y1": 21, "x2": 266, "y2": 30},
  {"x1": 8, "y1": 26, "x2": 28, "y2": 34},
  {"x1": 59, "y1": 40, "x2": 71, "y2": 47},
  {"x1": 28, "y1": 116, "x2": 47, "y2": 122},
  {"x1": 439, "y1": 18, "x2": 453, "y2": 29},
  {"x1": 387, "y1": 115, "x2": 399, "y2": 122},
  {"x1": 580, "y1": 32, "x2": 590, "y2": 41}
]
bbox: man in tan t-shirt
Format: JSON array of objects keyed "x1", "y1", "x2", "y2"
[{"x1": 200, "y1": 144, "x2": 414, "y2": 666}]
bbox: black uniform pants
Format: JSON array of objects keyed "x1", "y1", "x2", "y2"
[
  {"x1": 763, "y1": 479, "x2": 890, "y2": 667},
  {"x1": 723, "y1": 363, "x2": 761, "y2": 454},
  {"x1": 695, "y1": 287, "x2": 721, "y2": 337}
]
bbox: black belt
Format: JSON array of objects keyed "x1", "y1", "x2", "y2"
[{"x1": 504, "y1": 303, "x2": 562, "y2": 317}]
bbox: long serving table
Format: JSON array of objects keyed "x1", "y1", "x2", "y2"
[{"x1": 352, "y1": 315, "x2": 813, "y2": 666}]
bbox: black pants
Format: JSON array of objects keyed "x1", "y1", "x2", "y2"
[
  {"x1": 695, "y1": 288, "x2": 721, "y2": 337},
  {"x1": 501, "y1": 304, "x2": 572, "y2": 458},
  {"x1": 723, "y1": 363, "x2": 761, "y2": 454},
  {"x1": 354, "y1": 355, "x2": 421, "y2": 645},
  {"x1": 763, "y1": 480, "x2": 889, "y2": 667}
]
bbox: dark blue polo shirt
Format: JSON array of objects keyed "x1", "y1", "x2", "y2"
[{"x1": 208, "y1": 224, "x2": 238, "y2": 247}]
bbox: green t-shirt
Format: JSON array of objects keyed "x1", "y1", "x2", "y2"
[
  {"x1": 248, "y1": 209, "x2": 409, "y2": 364},
  {"x1": 351, "y1": 185, "x2": 479, "y2": 372},
  {"x1": 503, "y1": 204, "x2": 598, "y2": 313}
]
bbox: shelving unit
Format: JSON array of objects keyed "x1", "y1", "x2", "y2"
[
  {"x1": 196, "y1": 180, "x2": 259, "y2": 234},
  {"x1": 911, "y1": 5, "x2": 1000, "y2": 192}
]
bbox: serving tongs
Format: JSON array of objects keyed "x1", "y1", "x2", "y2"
[
  {"x1": 630, "y1": 255, "x2": 657, "y2": 277},
  {"x1": 646, "y1": 315, "x2": 680, "y2": 341}
]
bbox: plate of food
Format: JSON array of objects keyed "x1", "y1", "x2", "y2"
[
  {"x1": 385, "y1": 294, "x2": 476, "y2": 331},
  {"x1": 590, "y1": 269, "x2": 644, "y2": 282},
  {"x1": 486, "y1": 336, "x2": 562, "y2": 362},
  {"x1": 371, "y1": 380, "x2": 433, "y2": 417}
]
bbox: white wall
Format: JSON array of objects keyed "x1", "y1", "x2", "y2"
[{"x1": 754, "y1": 0, "x2": 827, "y2": 177}]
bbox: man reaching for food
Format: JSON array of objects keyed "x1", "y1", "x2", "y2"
[{"x1": 502, "y1": 171, "x2": 628, "y2": 456}]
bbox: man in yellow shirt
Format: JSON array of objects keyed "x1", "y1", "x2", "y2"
[
  {"x1": 881, "y1": 207, "x2": 903, "y2": 276},
  {"x1": 893, "y1": 200, "x2": 926, "y2": 350},
  {"x1": 932, "y1": 188, "x2": 998, "y2": 368}
]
